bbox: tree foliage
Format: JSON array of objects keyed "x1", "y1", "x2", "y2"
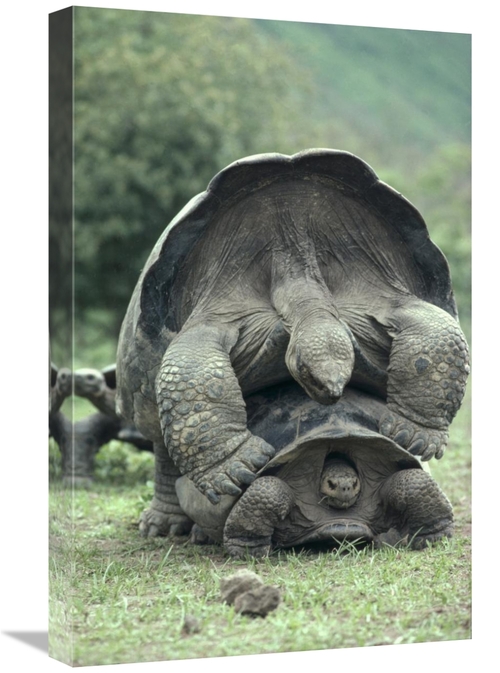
[{"x1": 73, "y1": 8, "x2": 312, "y2": 326}]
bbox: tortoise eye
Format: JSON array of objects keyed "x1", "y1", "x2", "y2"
[
  {"x1": 328, "y1": 480, "x2": 338, "y2": 490},
  {"x1": 298, "y1": 364, "x2": 322, "y2": 391}
]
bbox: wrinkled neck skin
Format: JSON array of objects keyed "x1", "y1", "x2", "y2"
[
  {"x1": 270, "y1": 233, "x2": 337, "y2": 325},
  {"x1": 271, "y1": 244, "x2": 355, "y2": 404}
]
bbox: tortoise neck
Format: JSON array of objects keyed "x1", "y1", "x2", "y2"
[{"x1": 271, "y1": 243, "x2": 339, "y2": 331}]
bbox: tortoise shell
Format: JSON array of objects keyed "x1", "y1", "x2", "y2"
[
  {"x1": 175, "y1": 383, "x2": 423, "y2": 544},
  {"x1": 116, "y1": 149, "x2": 457, "y2": 439}
]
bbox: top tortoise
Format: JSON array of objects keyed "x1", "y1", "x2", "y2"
[{"x1": 116, "y1": 149, "x2": 469, "y2": 524}]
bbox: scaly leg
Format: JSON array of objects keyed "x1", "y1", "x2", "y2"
[
  {"x1": 377, "y1": 299, "x2": 469, "y2": 460},
  {"x1": 378, "y1": 468, "x2": 454, "y2": 549},
  {"x1": 223, "y1": 476, "x2": 295, "y2": 557},
  {"x1": 155, "y1": 323, "x2": 275, "y2": 504},
  {"x1": 139, "y1": 442, "x2": 193, "y2": 537}
]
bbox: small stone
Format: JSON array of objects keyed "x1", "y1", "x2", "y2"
[
  {"x1": 219, "y1": 571, "x2": 281, "y2": 618},
  {"x1": 233, "y1": 585, "x2": 281, "y2": 617},
  {"x1": 220, "y1": 570, "x2": 263, "y2": 605},
  {"x1": 182, "y1": 615, "x2": 201, "y2": 634}
]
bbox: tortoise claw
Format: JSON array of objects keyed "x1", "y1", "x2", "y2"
[
  {"x1": 379, "y1": 411, "x2": 448, "y2": 461},
  {"x1": 420, "y1": 443, "x2": 436, "y2": 461},
  {"x1": 246, "y1": 451, "x2": 272, "y2": 469},
  {"x1": 379, "y1": 414, "x2": 396, "y2": 437},
  {"x1": 213, "y1": 474, "x2": 242, "y2": 497},
  {"x1": 435, "y1": 445, "x2": 445, "y2": 460},
  {"x1": 408, "y1": 438, "x2": 425, "y2": 455},
  {"x1": 191, "y1": 434, "x2": 275, "y2": 501},
  {"x1": 139, "y1": 506, "x2": 193, "y2": 538},
  {"x1": 228, "y1": 462, "x2": 257, "y2": 485},
  {"x1": 394, "y1": 429, "x2": 411, "y2": 446},
  {"x1": 205, "y1": 488, "x2": 220, "y2": 505}
]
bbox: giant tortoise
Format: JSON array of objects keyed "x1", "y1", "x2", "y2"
[
  {"x1": 116, "y1": 149, "x2": 469, "y2": 537},
  {"x1": 50, "y1": 364, "x2": 153, "y2": 486},
  {"x1": 176, "y1": 383, "x2": 454, "y2": 557}
]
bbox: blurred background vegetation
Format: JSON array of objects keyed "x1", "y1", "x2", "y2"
[{"x1": 51, "y1": 7, "x2": 471, "y2": 368}]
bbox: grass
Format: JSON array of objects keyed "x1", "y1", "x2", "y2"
[{"x1": 48, "y1": 387, "x2": 471, "y2": 667}]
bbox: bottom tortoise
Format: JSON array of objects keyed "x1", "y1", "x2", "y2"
[{"x1": 176, "y1": 383, "x2": 454, "y2": 557}]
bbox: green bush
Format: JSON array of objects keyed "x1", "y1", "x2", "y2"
[{"x1": 93, "y1": 441, "x2": 155, "y2": 486}]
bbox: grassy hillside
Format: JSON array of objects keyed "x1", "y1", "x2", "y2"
[{"x1": 258, "y1": 20, "x2": 471, "y2": 162}]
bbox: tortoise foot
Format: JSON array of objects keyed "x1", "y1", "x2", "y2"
[
  {"x1": 62, "y1": 475, "x2": 93, "y2": 489},
  {"x1": 373, "y1": 527, "x2": 409, "y2": 549},
  {"x1": 224, "y1": 538, "x2": 272, "y2": 559},
  {"x1": 379, "y1": 411, "x2": 448, "y2": 460},
  {"x1": 197, "y1": 434, "x2": 275, "y2": 504},
  {"x1": 139, "y1": 504, "x2": 193, "y2": 538},
  {"x1": 410, "y1": 522, "x2": 454, "y2": 550},
  {"x1": 189, "y1": 524, "x2": 216, "y2": 545},
  {"x1": 223, "y1": 476, "x2": 294, "y2": 556}
]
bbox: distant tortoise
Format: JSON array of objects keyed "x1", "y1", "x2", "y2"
[
  {"x1": 74, "y1": 364, "x2": 153, "y2": 451},
  {"x1": 116, "y1": 149, "x2": 469, "y2": 537},
  {"x1": 176, "y1": 383, "x2": 454, "y2": 557},
  {"x1": 50, "y1": 364, "x2": 154, "y2": 486},
  {"x1": 74, "y1": 364, "x2": 119, "y2": 418}
]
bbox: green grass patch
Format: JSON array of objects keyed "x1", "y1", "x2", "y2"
[
  {"x1": 49, "y1": 490, "x2": 471, "y2": 666},
  {"x1": 49, "y1": 384, "x2": 471, "y2": 666}
]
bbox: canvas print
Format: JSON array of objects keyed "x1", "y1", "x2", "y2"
[{"x1": 49, "y1": 5, "x2": 471, "y2": 667}]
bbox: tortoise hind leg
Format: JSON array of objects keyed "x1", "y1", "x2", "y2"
[
  {"x1": 223, "y1": 476, "x2": 295, "y2": 557},
  {"x1": 376, "y1": 299, "x2": 469, "y2": 460},
  {"x1": 377, "y1": 468, "x2": 454, "y2": 550},
  {"x1": 139, "y1": 442, "x2": 193, "y2": 537},
  {"x1": 156, "y1": 322, "x2": 275, "y2": 504}
]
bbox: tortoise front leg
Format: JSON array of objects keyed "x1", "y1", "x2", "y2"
[
  {"x1": 223, "y1": 476, "x2": 295, "y2": 558},
  {"x1": 156, "y1": 323, "x2": 275, "y2": 504},
  {"x1": 139, "y1": 442, "x2": 193, "y2": 537},
  {"x1": 378, "y1": 468, "x2": 454, "y2": 549},
  {"x1": 378, "y1": 300, "x2": 470, "y2": 460}
]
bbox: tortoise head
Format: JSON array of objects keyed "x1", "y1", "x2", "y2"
[
  {"x1": 74, "y1": 368, "x2": 106, "y2": 398},
  {"x1": 286, "y1": 317, "x2": 355, "y2": 404},
  {"x1": 319, "y1": 455, "x2": 361, "y2": 509}
]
